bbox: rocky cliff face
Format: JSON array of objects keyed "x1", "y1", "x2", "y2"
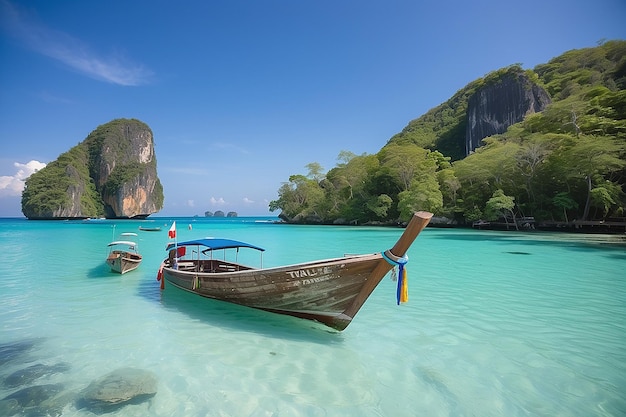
[
  {"x1": 21, "y1": 119, "x2": 164, "y2": 219},
  {"x1": 465, "y1": 71, "x2": 551, "y2": 155},
  {"x1": 88, "y1": 120, "x2": 162, "y2": 218}
]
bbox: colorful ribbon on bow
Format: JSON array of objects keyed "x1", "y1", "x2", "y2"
[{"x1": 382, "y1": 250, "x2": 409, "y2": 304}]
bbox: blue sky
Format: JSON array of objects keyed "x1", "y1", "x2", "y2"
[{"x1": 1, "y1": 0, "x2": 625, "y2": 217}]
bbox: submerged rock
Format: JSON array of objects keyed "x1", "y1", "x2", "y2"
[
  {"x1": 0, "y1": 398, "x2": 20, "y2": 416},
  {"x1": 0, "y1": 339, "x2": 41, "y2": 366},
  {"x1": 2, "y1": 383, "x2": 64, "y2": 408},
  {"x1": 78, "y1": 367, "x2": 157, "y2": 413},
  {"x1": 4, "y1": 362, "x2": 71, "y2": 388},
  {"x1": 1, "y1": 383, "x2": 73, "y2": 417}
]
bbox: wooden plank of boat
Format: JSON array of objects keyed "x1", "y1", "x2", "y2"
[
  {"x1": 139, "y1": 226, "x2": 162, "y2": 231},
  {"x1": 158, "y1": 211, "x2": 432, "y2": 330}
]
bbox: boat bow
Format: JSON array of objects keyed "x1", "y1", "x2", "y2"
[{"x1": 326, "y1": 211, "x2": 433, "y2": 330}]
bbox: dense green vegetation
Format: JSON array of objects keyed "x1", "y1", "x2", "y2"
[
  {"x1": 21, "y1": 145, "x2": 103, "y2": 217},
  {"x1": 270, "y1": 40, "x2": 626, "y2": 224},
  {"x1": 22, "y1": 118, "x2": 164, "y2": 218}
]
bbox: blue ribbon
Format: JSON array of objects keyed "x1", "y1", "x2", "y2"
[{"x1": 382, "y1": 251, "x2": 409, "y2": 304}]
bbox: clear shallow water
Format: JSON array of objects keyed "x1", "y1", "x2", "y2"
[{"x1": 0, "y1": 217, "x2": 625, "y2": 416}]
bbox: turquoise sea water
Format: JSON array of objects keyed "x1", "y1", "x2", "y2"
[{"x1": 0, "y1": 217, "x2": 625, "y2": 416}]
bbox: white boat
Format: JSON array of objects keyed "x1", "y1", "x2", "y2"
[{"x1": 106, "y1": 233, "x2": 142, "y2": 274}]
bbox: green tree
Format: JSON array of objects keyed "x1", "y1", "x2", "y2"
[
  {"x1": 556, "y1": 135, "x2": 626, "y2": 220},
  {"x1": 437, "y1": 167, "x2": 461, "y2": 213},
  {"x1": 366, "y1": 194, "x2": 393, "y2": 219},
  {"x1": 515, "y1": 140, "x2": 550, "y2": 205},
  {"x1": 397, "y1": 175, "x2": 443, "y2": 221},
  {"x1": 552, "y1": 192, "x2": 578, "y2": 222},
  {"x1": 269, "y1": 174, "x2": 325, "y2": 221},
  {"x1": 485, "y1": 189, "x2": 518, "y2": 230},
  {"x1": 464, "y1": 206, "x2": 483, "y2": 223},
  {"x1": 379, "y1": 144, "x2": 433, "y2": 191},
  {"x1": 590, "y1": 180, "x2": 623, "y2": 218},
  {"x1": 305, "y1": 162, "x2": 325, "y2": 182},
  {"x1": 325, "y1": 153, "x2": 380, "y2": 220},
  {"x1": 452, "y1": 139, "x2": 520, "y2": 220},
  {"x1": 336, "y1": 150, "x2": 357, "y2": 166}
]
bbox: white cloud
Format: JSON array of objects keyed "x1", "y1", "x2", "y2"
[
  {"x1": 0, "y1": 160, "x2": 47, "y2": 197},
  {"x1": 243, "y1": 197, "x2": 254, "y2": 204},
  {"x1": 210, "y1": 197, "x2": 226, "y2": 205},
  {"x1": 186, "y1": 199, "x2": 195, "y2": 207},
  {"x1": 0, "y1": 1, "x2": 153, "y2": 86}
]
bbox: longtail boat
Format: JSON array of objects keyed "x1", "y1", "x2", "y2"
[
  {"x1": 106, "y1": 233, "x2": 142, "y2": 274},
  {"x1": 157, "y1": 211, "x2": 432, "y2": 330}
]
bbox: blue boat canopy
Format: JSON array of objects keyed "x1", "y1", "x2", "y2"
[{"x1": 166, "y1": 238, "x2": 265, "y2": 252}]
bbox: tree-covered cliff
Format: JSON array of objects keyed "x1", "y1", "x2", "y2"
[
  {"x1": 270, "y1": 40, "x2": 626, "y2": 225},
  {"x1": 21, "y1": 118, "x2": 164, "y2": 219}
]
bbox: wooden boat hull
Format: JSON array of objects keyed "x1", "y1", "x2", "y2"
[
  {"x1": 159, "y1": 211, "x2": 432, "y2": 330},
  {"x1": 162, "y1": 254, "x2": 386, "y2": 330},
  {"x1": 107, "y1": 251, "x2": 142, "y2": 274}
]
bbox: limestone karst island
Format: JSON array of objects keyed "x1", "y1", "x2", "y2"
[{"x1": 21, "y1": 118, "x2": 164, "y2": 219}]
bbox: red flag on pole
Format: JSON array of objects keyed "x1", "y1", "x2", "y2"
[{"x1": 168, "y1": 221, "x2": 176, "y2": 239}]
